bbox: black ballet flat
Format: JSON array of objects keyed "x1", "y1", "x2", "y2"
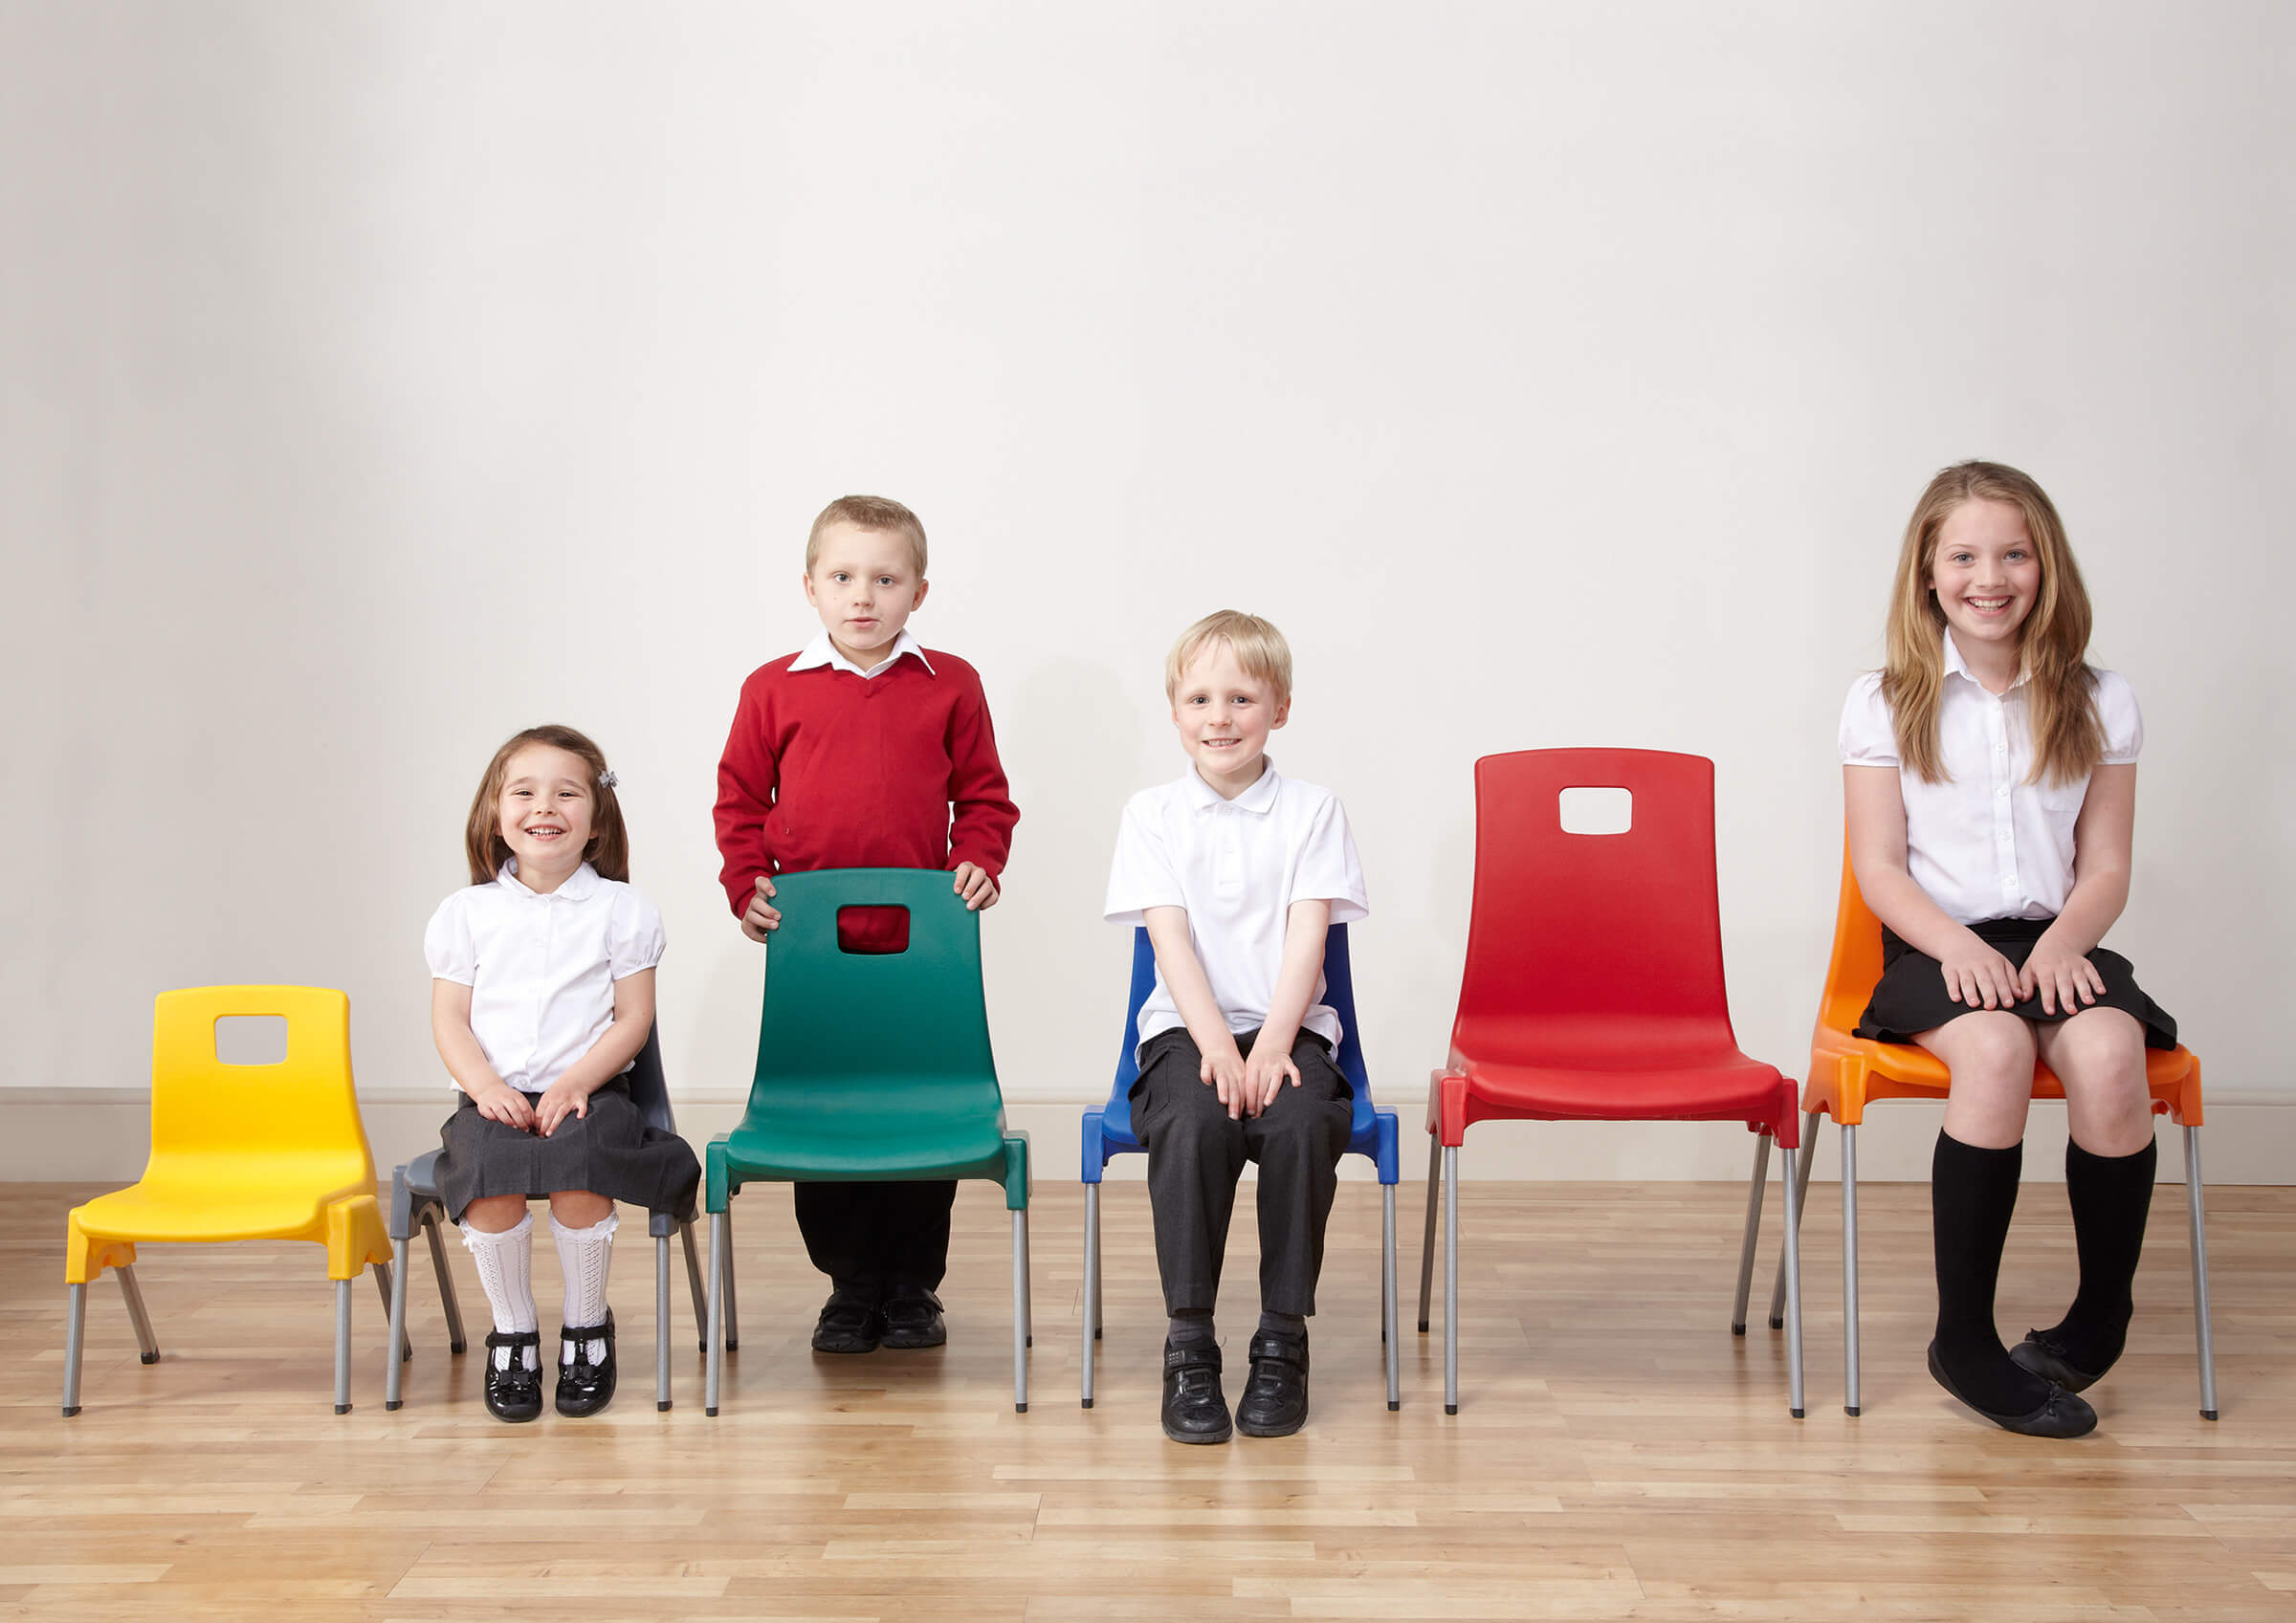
[
  {"x1": 1926, "y1": 1340, "x2": 2096, "y2": 1438},
  {"x1": 2010, "y1": 1328, "x2": 2108, "y2": 1394},
  {"x1": 556, "y1": 1311, "x2": 616, "y2": 1417},
  {"x1": 482, "y1": 1329, "x2": 543, "y2": 1423}
]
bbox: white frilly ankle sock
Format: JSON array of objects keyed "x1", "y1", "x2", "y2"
[
  {"x1": 460, "y1": 1212, "x2": 539, "y2": 1371},
  {"x1": 552, "y1": 1211, "x2": 618, "y2": 1364}
]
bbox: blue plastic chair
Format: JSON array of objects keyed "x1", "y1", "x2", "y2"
[
  {"x1": 1079, "y1": 924, "x2": 1401, "y2": 1410},
  {"x1": 383, "y1": 1023, "x2": 720, "y2": 1413}
]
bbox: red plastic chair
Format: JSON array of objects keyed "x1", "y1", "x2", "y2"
[{"x1": 1416, "y1": 749, "x2": 1806, "y2": 1416}]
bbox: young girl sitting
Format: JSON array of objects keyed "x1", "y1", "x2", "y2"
[
  {"x1": 1842, "y1": 462, "x2": 2177, "y2": 1439},
  {"x1": 424, "y1": 725, "x2": 701, "y2": 1422}
]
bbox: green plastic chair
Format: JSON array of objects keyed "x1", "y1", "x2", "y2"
[{"x1": 704, "y1": 868, "x2": 1032, "y2": 1415}]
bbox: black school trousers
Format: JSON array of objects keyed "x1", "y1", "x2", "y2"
[
  {"x1": 1130, "y1": 1025, "x2": 1354, "y2": 1319},
  {"x1": 794, "y1": 1181, "x2": 955, "y2": 1305}
]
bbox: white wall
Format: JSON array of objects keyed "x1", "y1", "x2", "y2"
[{"x1": 6, "y1": 6, "x2": 2290, "y2": 1152}]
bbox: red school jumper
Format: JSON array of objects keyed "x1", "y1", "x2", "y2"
[{"x1": 713, "y1": 644, "x2": 1019, "y2": 1304}]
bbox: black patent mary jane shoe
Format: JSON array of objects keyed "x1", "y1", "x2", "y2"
[
  {"x1": 1926, "y1": 1340, "x2": 2096, "y2": 1438},
  {"x1": 1161, "y1": 1342, "x2": 1232, "y2": 1445},
  {"x1": 881, "y1": 1292, "x2": 948, "y2": 1350},
  {"x1": 2009, "y1": 1328, "x2": 2108, "y2": 1394},
  {"x1": 482, "y1": 1329, "x2": 543, "y2": 1423},
  {"x1": 1235, "y1": 1330, "x2": 1311, "y2": 1438},
  {"x1": 556, "y1": 1311, "x2": 617, "y2": 1418}
]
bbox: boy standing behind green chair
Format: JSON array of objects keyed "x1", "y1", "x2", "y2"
[{"x1": 713, "y1": 494, "x2": 1020, "y2": 1354}]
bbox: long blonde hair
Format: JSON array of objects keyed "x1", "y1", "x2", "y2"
[{"x1": 1881, "y1": 461, "x2": 2104, "y2": 785}]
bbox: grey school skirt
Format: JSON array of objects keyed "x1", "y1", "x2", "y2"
[
  {"x1": 1853, "y1": 916, "x2": 2178, "y2": 1051},
  {"x1": 435, "y1": 1075, "x2": 700, "y2": 1223}
]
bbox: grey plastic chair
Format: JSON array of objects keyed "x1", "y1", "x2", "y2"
[{"x1": 383, "y1": 1024, "x2": 734, "y2": 1412}]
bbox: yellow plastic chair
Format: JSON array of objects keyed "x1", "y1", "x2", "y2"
[{"x1": 62, "y1": 986, "x2": 398, "y2": 1415}]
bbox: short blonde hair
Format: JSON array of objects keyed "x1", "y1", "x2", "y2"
[
  {"x1": 806, "y1": 494, "x2": 928, "y2": 577},
  {"x1": 1164, "y1": 609, "x2": 1293, "y2": 706}
]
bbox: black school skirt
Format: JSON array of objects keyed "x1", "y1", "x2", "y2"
[
  {"x1": 436, "y1": 1075, "x2": 701, "y2": 1223},
  {"x1": 1853, "y1": 916, "x2": 2177, "y2": 1051}
]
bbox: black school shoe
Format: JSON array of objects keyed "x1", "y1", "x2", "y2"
[
  {"x1": 556, "y1": 1311, "x2": 616, "y2": 1417},
  {"x1": 881, "y1": 1292, "x2": 948, "y2": 1349},
  {"x1": 811, "y1": 1293, "x2": 885, "y2": 1354},
  {"x1": 1161, "y1": 1342, "x2": 1232, "y2": 1444},
  {"x1": 2009, "y1": 1327, "x2": 2109, "y2": 1394},
  {"x1": 1235, "y1": 1329, "x2": 1311, "y2": 1438},
  {"x1": 1926, "y1": 1340, "x2": 2096, "y2": 1438},
  {"x1": 482, "y1": 1329, "x2": 543, "y2": 1423}
]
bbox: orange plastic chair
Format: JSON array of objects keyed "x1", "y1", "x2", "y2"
[
  {"x1": 61, "y1": 986, "x2": 399, "y2": 1415},
  {"x1": 1739, "y1": 843, "x2": 2218, "y2": 1418}
]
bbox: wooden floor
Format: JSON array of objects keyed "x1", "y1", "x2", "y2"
[{"x1": 3, "y1": 1175, "x2": 2290, "y2": 1621}]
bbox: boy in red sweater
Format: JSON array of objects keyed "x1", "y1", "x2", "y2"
[{"x1": 714, "y1": 494, "x2": 1020, "y2": 1353}]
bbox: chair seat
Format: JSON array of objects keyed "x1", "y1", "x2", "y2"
[
  {"x1": 72, "y1": 1163, "x2": 375, "y2": 1245},
  {"x1": 1808, "y1": 1034, "x2": 2202, "y2": 1125},
  {"x1": 1442, "y1": 1048, "x2": 1795, "y2": 1131},
  {"x1": 718, "y1": 1116, "x2": 1009, "y2": 1182}
]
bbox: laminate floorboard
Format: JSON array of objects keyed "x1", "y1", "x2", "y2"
[{"x1": 2, "y1": 1177, "x2": 2288, "y2": 1621}]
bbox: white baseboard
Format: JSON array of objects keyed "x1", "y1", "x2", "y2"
[{"x1": 4, "y1": 1087, "x2": 2288, "y2": 1186}]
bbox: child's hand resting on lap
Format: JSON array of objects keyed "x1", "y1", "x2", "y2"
[
  {"x1": 1940, "y1": 933, "x2": 2024, "y2": 1011},
  {"x1": 1243, "y1": 1042, "x2": 1302, "y2": 1116},
  {"x1": 2020, "y1": 932, "x2": 2105, "y2": 1016},
  {"x1": 536, "y1": 1077, "x2": 595, "y2": 1137},
  {"x1": 474, "y1": 1079, "x2": 538, "y2": 1133},
  {"x1": 1200, "y1": 1043, "x2": 1255, "y2": 1119}
]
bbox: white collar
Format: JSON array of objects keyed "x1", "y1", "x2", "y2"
[
  {"x1": 1942, "y1": 628, "x2": 2028, "y2": 694},
  {"x1": 1182, "y1": 756, "x2": 1282, "y2": 815},
  {"x1": 788, "y1": 628, "x2": 935, "y2": 679},
  {"x1": 497, "y1": 859, "x2": 601, "y2": 901}
]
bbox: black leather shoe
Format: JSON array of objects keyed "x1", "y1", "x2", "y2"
[
  {"x1": 811, "y1": 1294, "x2": 884, "y2": 1354},
  {"x1": 2009, "y1": 1328, "x2": 2108, "y2": 1393},
  {"x1": 881, "y1": 1292, "x2": 947, "y2": 1349},
  {"x1": 1161, "y1": 1342, "x2": 1231, "y2": 1444},
  {"x1": 482, "y1": 1329, "x2": 543, "y2": 1423},
  {"x1": 1927, "y1": 1340, "x2": 2096, "y2": 1437},
  {"x1": 556, "y1": 1311, "x2": 617, "y2": 1417},
  {"x1": 1235, "y1": 1330, "x2": 1311, "y2": 1438}
]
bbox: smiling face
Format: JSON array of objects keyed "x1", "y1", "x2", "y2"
[
  {"x1": 1929, "y1": 497, "x2": 2042, "y2": 658},
  {"x1": 496, "y1": 743, "x2": 597, "y2": 881},
  {"x1": 1170, "y1": 640, "x2": 1289, "y2": 798},
  {"x1": 804, "y1": 522, "x2": 930, "y2": 669}
]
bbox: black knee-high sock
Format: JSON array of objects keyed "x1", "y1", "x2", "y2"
[
  {"x1": 1932, "y1": 1130, "x2": 2053, "y2": 1415},
  {"x1": 2043, "y1": 1137, "x2": 2157, "y2": 1376}
]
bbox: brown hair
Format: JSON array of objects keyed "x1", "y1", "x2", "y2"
[
  {"x1": 462, "y1": 724, "x2": 630, "y2": 885},
  {"x1": 1165, "y1": 609, "x2": 1293, "y2": 707},
  {"x1": 1880, "y1": 460, "x2": 2104, "y2": 785},
  {"x1": 806, "y1": 494, "x2": 928, "y2": 577}
]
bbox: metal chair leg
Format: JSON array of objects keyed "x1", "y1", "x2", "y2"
[
  {"x1": 1418, "y1": 1131, "x2": 1442, "y2": 1333},
  {"x1": 1732, "y1": 1132, "x2": 1773, "y2": 1334},
  {"x1": 655, "y1": 1233, "x2": 673, "y2": 1412},
  {"x1": 2186, "y1": 1125, "x2": 2219, "y2": 1420},
  {"x1": 117, "y1": 1264, "x2": 159, "y2": 1363},
  {"x1": 680, "y1": 1221, "x2": 708, "y2": 1350},
  {"x1": 333, "y1": 1278, "x2": 353, "y2": 1414},
  {"x1": 1443, "y1": 1144, "x2": 1460, "y2": 1416},
  {"x1": 1781, "y1": 1140, "x2": 1806, "y2": 1418},
  {"x1": 1767, "y1": 1108, "x2": 1820, "y2": 1329},
  {"x1": 1382, "y1": 1181, "x2": 1400, "y2": 1411},
  {"x1": 1842, "y1": 1122, "x2": 1861, "y2": 1415},
  {"x1": 1011, "y1": 1210, "x2": 1029, "y2": 1414},
  {"x1": 61, "y1": 1282, "x2": 87, "y2": 1416},
  {"x1": 1080, "y1": 1183, "x2": 1099, "y2": 1409},
  {"x1": 1021, "y1": 1206, "x2": 1033, "y2": 1349},
  {"x1": 373, "y1": 1262, "x2": 409, "y2": 1363},
  {"x1": 718, "y1": 1207, "x2": 740, "y2": 1352},
  {"x1": 422, "y1": 1211, "x2": 467, "y2": 1353},
  {"x1": 386, "y1": 1239, "x2": 412, "y2": 1409},
  {"x1": 705, "y1": 1210, "x2": 725, "y2": 1416}
]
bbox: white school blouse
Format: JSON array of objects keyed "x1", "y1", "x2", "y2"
[
  {"x1": 1104, "y1": 759, "x2": 1369, "y2": 1059},
  {"x1": 1839, "y1": 634, "x2": 2143, "y2": 927},
  {"x1": 423, "y1": 861, "x2": 667, "y2": 1094}
]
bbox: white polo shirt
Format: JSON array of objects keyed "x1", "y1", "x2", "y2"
[
  {"x1": 423, "y1": 861, "x2": 667, "y2": 1094},
  {"x1": 787, "y1": 628, "x2": 934, "y2": 679},
  {"x1": 1104, "y1": 759, "x2": 1369, "y2": 1058},
  {"x1": 1840, "y1": 634, "x2": 2143, "y2": 926}
]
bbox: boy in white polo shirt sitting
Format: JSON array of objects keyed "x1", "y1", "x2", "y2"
[{"x1": 1104, "y1": 610, "x2": 1369, "y2": 1444}]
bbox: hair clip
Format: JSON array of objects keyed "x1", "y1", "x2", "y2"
[{"x1": 597, "y1": 769, "x2": 619, "y2": 790}]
